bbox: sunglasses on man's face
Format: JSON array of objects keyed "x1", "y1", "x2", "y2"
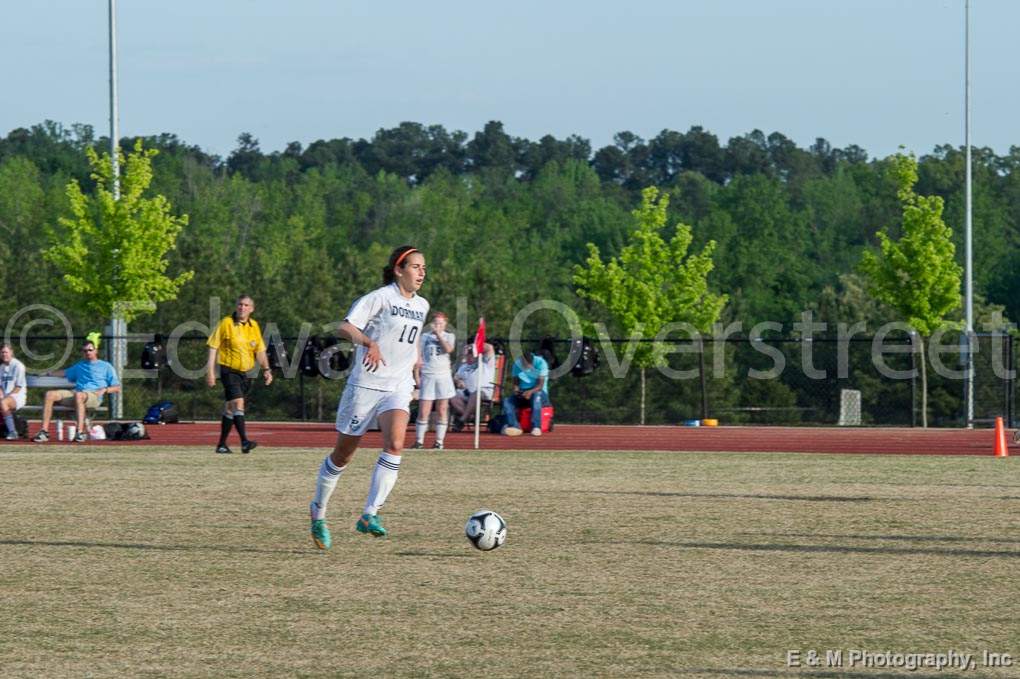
[{"x1": 82, "y1": 347, "x2": 96, "y2": 353}]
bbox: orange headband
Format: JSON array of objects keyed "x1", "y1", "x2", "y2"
[{"x1": 393, "y1": 248, "x2": 419, "y2": 268}]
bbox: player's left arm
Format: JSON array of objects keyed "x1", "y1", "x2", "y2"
[
  {"x1": 10, "y1": 363, "x2": 25, "y2": 394},
  {"x1": 413, "y1": 343, "x2": 423, "y2": 386},
  {"x1": 255, "y1": 350, "x2": 273, "y2": 385},
  {"x1": 252, "y1": 323, "x2": 271, "y2": 385},
  {"x1": 102, "y1": 364, "x2": 122, "y2": 395},
  {"x1": 414, "y1": 324, "x2": 426, "y2": 384},
  {"x1": 531, "y1": 359, "x2": 549, "y2": 397}
]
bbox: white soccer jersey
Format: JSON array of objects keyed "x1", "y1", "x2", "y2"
[
  {"x1": 420, "y1": 331, "x2": 455, "y2": 375},
  {"x1": 454, "y1": 354, "x2": 495, "y2": 393},
  {"x1": 345, "y1": 283, "x2": 430, "y2": 391},
  {"x1": 0, "y1": 358, "x2": 26, "y2": 397}
]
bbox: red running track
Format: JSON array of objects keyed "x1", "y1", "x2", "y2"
[{"x1": 22, "y1": 422, "x2": 1018, "y2": 456}]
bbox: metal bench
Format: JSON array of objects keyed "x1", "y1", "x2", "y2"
[{"x1": 22, "y1": 375, "x2": 110, "y2": 421}]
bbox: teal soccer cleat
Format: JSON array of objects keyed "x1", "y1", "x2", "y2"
[
  {"x1": 310, "y1": 503, "x2": 331, "y2": 550},
  {"x1": 311, "y1": 518, "x2": 332, "y2": 549},
  {"x1": 355, "y1": 513, "x2": 387, "y2": 537}
]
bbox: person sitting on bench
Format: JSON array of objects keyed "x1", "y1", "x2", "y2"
[
  {"x1": 0, "y1": 343, "x2": 27, "y2": 440},
  {"x1": 32, "y1": 336, "x2": 120, "y2": 443},
  {"x1": 450, "y1": 342, "x2": 495, "y2": 429}
]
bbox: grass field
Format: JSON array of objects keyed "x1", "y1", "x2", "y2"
[{"x1": 1, "y1": 446, "x2": 1019, "y2": 678}]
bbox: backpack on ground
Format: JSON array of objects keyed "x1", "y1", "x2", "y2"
[
  {"x1": 1, "y1": 414, "x2": 29, "y2": 438},
  {"x1": 487, "y1": 414, "x2": 507, "y2": 434},
  {"x1": 104, "y1": 422, "x2": 126, "y2": 440},
  {"x1": 103, "y1": 422, "x2": 148, "y2": 440},
  {"x1": 122, "y1": 422, "x2": 149, "y2": 440}
]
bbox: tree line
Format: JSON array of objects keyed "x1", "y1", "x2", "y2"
[{"x1": 0, "y1": 120, "x2": 1016, "y2": 425}]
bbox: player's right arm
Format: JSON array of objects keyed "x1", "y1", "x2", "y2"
[
  {"x1": 436, "y1": 330, "x2": 455, "y2": 355},
  {"x1": 206, "y1": 317, "x2": 227, "y2": 387},
  {"x1": 45, "y1": 364, "x2": 73, "y2": 386},
  {"x1": 206, "y1": 348, "x2": 218, "y2": 386},
  {"x1": 511, "y1": 362, "x2": 528, "y2": 397},
  {"x1": 340, "y1": 289, "x2": 388, "y2": 372},
  {"x1": 339, "y1": 321, "x2": 385, "y2": 372}
]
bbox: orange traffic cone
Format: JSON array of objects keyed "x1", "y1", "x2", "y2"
[{"x1": 994, "y1": 417, "x2": 1009, "y2": 458}]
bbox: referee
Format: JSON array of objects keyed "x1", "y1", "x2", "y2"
[{"x1": 206, "y1": 294, "x2": 273, "y2": 454}]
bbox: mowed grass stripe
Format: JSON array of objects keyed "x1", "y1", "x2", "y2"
[{"x1": 1, "y1": 447, "x2": 1018, "y2": 678}]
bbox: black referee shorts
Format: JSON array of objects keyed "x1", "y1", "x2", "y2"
[{"x1": 220, "y1": 366, "x2": 252, "y2": 401}]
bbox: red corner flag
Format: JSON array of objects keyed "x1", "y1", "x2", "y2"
[{"x1": 473, "y1": 317, "x2": 486, "y2": 356}]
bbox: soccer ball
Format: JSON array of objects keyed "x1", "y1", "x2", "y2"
[{"x1": 464, "y1": 509, "x2": 507, "y2": 551}]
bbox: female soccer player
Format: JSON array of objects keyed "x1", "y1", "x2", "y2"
[
  {"x1": 309, "y1": 245, "x2": 428, "y2": 549},
  {"x1": 412, "y1": 312, "x2": 456, "y2": 450}
]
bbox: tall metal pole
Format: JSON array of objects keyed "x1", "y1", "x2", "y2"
[
  {"x1": 109, "y1": 0, "x2": 120, "y2": 199},
  {"x1": 964, "y1": 0, "x2": 974, "y2": 428},
  {"x1": 109, "y1": 0, "x2": 124, "y2": 418}
]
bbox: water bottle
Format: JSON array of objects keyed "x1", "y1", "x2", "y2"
[{"x1": 56, "y1": 418, "x2": 64, "y2": 441}]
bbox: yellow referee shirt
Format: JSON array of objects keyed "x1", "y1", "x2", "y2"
[{"x1": 208, "y1": 316, "x2": 266, "y2": 373}]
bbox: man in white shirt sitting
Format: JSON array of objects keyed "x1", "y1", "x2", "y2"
[
  {"x1": 449, "y1": 342, "x2": 495, "y2": 428},
  {"x1": 0, "y1": 344, "x2": 27, "y2": 440}
]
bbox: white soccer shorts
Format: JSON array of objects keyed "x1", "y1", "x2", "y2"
[
  {"x1": 460, "y1": 386, "x2": 494, "y2": 402},
  {"x1": 418, "y1": 373, "x2": 456, "y2": 401},
  {"x1": 335, "y1": 382, "x2": 413, "y2": 436},
  {"x1": 3, "y1": 392, "x2": 26, "y2": 410}
]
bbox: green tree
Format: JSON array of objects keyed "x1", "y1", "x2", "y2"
[
  {"x1": 859, "y1": 154, "x2": 962, "y2": 427},
  {"x1": 574, "y1": 186, "x2": 727, "y2": 423},
  {"x1": 0, "y1": 157, "x2": 50, "y2": 319},
  {"x1": 45, "y1": 139, "x2": 194, "y2": 322},
  {"x1": 709, "y1": 173, "x2": 818, "y2": 324}
]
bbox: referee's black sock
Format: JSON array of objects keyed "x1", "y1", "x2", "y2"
[
  {"x1": 218, "y1": 414, "x2": 233, "y2": 447},
  {"x1": 233, "y1": 411, "x2": 249, "y2": 443}
]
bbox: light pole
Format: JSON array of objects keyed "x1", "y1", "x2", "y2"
[
  {"x1": 964, "y1": 0, "x2": 974, "y2": 428},
  {"x1": 109, "y1": 0, "x2": 119, "y2": 199},
  {"x1": 109, "y1": 0, "x2": 125, "y2": 418}
]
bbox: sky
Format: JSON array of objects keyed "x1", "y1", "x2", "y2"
[{"x1": 4, "y1": 0, "x2": 1019, "y2": 160}]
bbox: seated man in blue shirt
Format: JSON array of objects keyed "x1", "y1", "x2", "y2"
[
  {"x1": 32, "y1": 338, "x2": 121, "y2": 443},
  {"x1": 501, "y1": 350, "x2": 551, "y2": 437}
]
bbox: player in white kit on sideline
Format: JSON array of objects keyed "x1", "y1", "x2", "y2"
[
  {"x1": 412, "y1": 312, "x2": 456, "y2": 450},
  {"x1": 308, "y1": 245, "x2": 429, "y2": 549}
]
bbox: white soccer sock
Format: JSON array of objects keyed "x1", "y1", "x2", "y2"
[
  {"x1": 435, "y1": 420, "x2": 448, "y2": 445},
  {"x1": 415, "y1": 419, "x2": 429, "y2": 444},
  {"x1": 311, "y1": 455, "x2": 346, "y2": 520},
  {"x1": 363, "y1": 451, "x2": 401, "y2": 515}
]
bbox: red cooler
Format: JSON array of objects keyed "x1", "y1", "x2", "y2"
[{"x1": 518, "y1": 406, "x2": 554, "y2": 432}]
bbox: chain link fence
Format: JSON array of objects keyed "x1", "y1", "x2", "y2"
[
  {"x1": 11, "y1": 333, "x2": 1017, "y2": 428},
  {"x1": 550, "y1": 334, "x2": 1015, "y2": 427}
]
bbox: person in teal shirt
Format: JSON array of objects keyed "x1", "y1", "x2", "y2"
[
  {"x1": 501, "y1": 350, "x2": 551, "y2": 437},
  {"x1": 32, "y1": 336, "x2": 121, "y2": 443}
]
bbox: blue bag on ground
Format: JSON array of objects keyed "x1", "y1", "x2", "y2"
[{"x1": 143, "y1": 401, "x2": 179, "y2": 424}]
